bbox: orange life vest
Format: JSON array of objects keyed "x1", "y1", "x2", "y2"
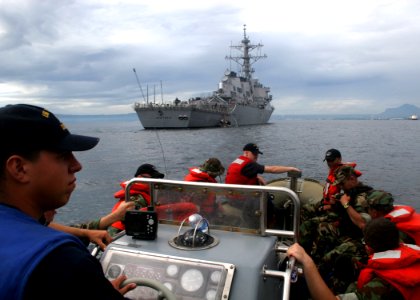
[
  {"x1": 184, "y1": 167, "x2": 217, "y2": 183},
  {"x1": 148, "y1": 203, "x2": 199, "y2": 222},
  {"x1": 225, "y1": 156, "x2": 258, "y2": 185},
  {"x1": 357, "y1": 244, "x2": 420, "y2": 299},
  {"x1": 110, "y1": 180, "x2": 199, "y2": 231},
  {"x1": 322, "y1": 162, "x2": 360, "y2": 205},
  {"x1": 184, "y1": 167, "x2": 217, "y2": 215},
  {"x1": 110, "y1": 181, "x2": 151, "y2": 231},
  {"x1": 386, "y1": 205, "x2": 420, "y2": 245}
]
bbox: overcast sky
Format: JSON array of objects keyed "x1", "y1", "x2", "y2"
[{"x1": 1, "y1": 0, "x2": 420, "y2": 115}]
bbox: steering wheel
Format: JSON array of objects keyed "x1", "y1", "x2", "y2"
[{"x1": 122, "y1": 277, "x2": 177, "y2": 300}]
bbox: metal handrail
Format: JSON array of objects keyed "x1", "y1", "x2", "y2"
[{"x1": 124, "y1": 177, "x2": 301, "y2": 299}]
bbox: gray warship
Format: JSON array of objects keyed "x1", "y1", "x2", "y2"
[{"x1": 133, "y1": 25, "x2": 275, "y2": 129}]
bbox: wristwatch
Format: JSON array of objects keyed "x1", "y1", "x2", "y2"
[{"x1": 342, "y1": 202, "x2": 350, "y2": 209}]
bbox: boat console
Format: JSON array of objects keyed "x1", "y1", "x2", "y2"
[{"x1": 100, "y1": 178, "x2": 304, "y2": 300}]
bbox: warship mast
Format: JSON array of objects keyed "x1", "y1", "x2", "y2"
[{"x1": 225, "y1": 24, "x2": 267, "y2": 80}]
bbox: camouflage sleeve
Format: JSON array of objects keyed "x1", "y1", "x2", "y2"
[
  {"x1": 71, "y1": 218, "x2": 102, "y2": 230},
  {"x1": 353, "y1": 192, "x2": 369, "y2": 213},
  {"x1": 337, "y1": 292, "x2": 359, "y2": 300},
  {"x1": 351, "y1": 277, "x2": 403, "y2": 300},
  {"x1": 129, "y1": 194, "x2": 148, "y2": 208}
]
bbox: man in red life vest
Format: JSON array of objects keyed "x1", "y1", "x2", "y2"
[
  {"x1": 288, "y1": 217, "x2": 420, "y2": 300},
  {"x1": 321, "y1": 148, "x2": 361, "y2": 210},
  {"x1": 366, "y1": 190, "x2": 420, "y2": 245},
  {"x1": 225, "y1": 143, "x2": 300, "y2": 185},
  {"x1": 300, "y1": 149, "x2": 363, "y2": 250},
  {"x1": 323, "y1": 149, "x2": 344, "y2": 204},
  {"x1": 184, "y1": 158, "x2": 225, "y2": 218},
  {"x1": 185, "y1": 158, "x2": 225, "y2": 183},
  {"x1": 108, "y1": 164, "x2": 164, "y2": 235},
  {"x1": 302, "y1": 149, "x2": 343, "y2": 221},
  {"x1": 225, "y1": 143, "x2": 300, "y2": 227}
]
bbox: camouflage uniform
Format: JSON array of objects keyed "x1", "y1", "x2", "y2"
[
  {"x1": 108, "y1": 193, "x2": 148, "y2": 236},
  {"x1": 66, "y1": 219, "x2": 103, "y2": 246},
  {"x1": 300, "y1": 166, "x2": 373, "y2": 294},
  {"x1": 337, "y1": 277, "x2": 404, "y2": 300},
  {"x1": 299, "y1": 204, "x2": 339, "y2": 253},
  {"x1": 71, "y1": 193, "x2": 148, "y2": 237},
  {"x1": 71, "y1": 219, "x2": 102, "y2": 230},
  {"x1": 366, "y1": 190, "x2": 417, "y2": 244}
]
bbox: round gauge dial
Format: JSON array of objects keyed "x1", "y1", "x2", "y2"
[
  {"x1": 210, "y1": 270, "x2": 221, "y2": 283},
  {"x1": 166, "y1": 264, "x2": 179, "y2": 277},
  {"x1": 107, "y1": 265, "x2": 122, "y2": 279},
  {"x1": 206, "y1": 289, "x2": 217, "y2": 300},
  {"x1": 180, "y1": 269, "x2": 204, "y2": 292}
]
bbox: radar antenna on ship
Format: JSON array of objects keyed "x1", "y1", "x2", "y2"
[{"x1": 225, "y1": 24, "x2": 267, "y2": 80}]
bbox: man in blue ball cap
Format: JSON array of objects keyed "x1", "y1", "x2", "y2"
[{"x1": 0, "y1": 104, "x2": 136, "y2": 299}]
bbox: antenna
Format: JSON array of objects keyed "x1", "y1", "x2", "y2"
[
  {"x1": 160, "y1": 80, "x2": 164, "y2": 104},
  {"x1": 132, "y1": 68, "x2": 146, "y2": 103},
  {"x1": 225, "y1": 24, "x2": 267, "y2": 80}
]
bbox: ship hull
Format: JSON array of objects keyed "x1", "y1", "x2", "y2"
[
  {"x1": 135, "y1": 105, "x2": 274, "y2": 129},
  {"x1": 133, "y1": 26, "x2": 275, "y2": 130}
]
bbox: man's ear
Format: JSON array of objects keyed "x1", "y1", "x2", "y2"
[{"x1": 5, "y1": 155, "x2": 30, "y2": 182}]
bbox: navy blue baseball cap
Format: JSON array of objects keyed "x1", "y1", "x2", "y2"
[
  {"x1": 324, "y1": 149, "x2": 341, "y2": 161},
  {"x1": 243, "y1": 143, "x2": 263, "y2": 155},
  {"x1": 135, "y1": 164, "x2": 164, "y2": 178},
  {"x1": 0, "y1": 104, "x2": 99, "y2": 152}
]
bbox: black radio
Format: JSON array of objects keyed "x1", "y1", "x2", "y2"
[{"x1": 124, "y1": 207, "x2": 158, "y2": 240}]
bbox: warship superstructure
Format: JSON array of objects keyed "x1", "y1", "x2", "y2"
[{"x1": 133, "y1": 25, "x2": 275, "y2": 129}]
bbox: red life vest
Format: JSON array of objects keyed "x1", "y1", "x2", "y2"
[
  {"x1": 184, "y1": 167, "x2": 217, "y2": 183},
  {"x1": 386, "y1": 205, "x2": 420, "y2": 245},
  {"x1": 184, "y1": 167, "x2": 217, "y2": 215},
  {"x1": 150, "y1": 203, "x2": 199, "y2": 222},
  {"x1": 322, "y1": 162, "x2": 360, "y2": 205},
  {"x1": 225, "y1": 156, "x2": 258, "y2": 185},
  {"x1": 111, "y1": 181, "x2": 151, "y2": 231},
  {"x1": 357, "y1": 244, "x2": 420, "y2": 299},
  {"x1": 111, "y1": 180, "x2": 200, "y2": 231}
]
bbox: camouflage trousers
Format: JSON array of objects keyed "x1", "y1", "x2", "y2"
[
  {"x1": 319, "y1": 236, "x2": 368, "y2": 294},
  {"x1": 299, "y1": 203, "x2": 340, "y2": 256},
  {"x1": 299, "y1": 209, "x2": 368, "y2": 294}
]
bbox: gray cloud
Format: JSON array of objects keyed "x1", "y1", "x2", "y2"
[{"x1": 1, "y1": 0, "x2": 420, "y2": 115}]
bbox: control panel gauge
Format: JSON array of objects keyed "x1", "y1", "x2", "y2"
[
  {"x1": 180, "y1": 269, "x2": 204, "y2": 292},
  {"x1": 210, "y1": 270, "x2": 221, "y2": 283},
  {"x1": 166, "y1": 264, "x2": 179, "y2": 277},
  {"x1": 206, "y1": 289, "x2": 217, "y2": 300}
]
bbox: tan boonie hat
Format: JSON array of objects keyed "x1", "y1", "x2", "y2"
[
  {"x1": 367, "y1": 190, "x2": 394, "y2": 210},
  {"x1": 333, "y1": 165, "x2": 356, "y2": 186},
  {"x1": 200, "y1": 157, "x2": 225, "y2": 177}
]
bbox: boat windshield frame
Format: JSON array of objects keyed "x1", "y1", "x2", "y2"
[{"x1": 124, "y1": 178, "x2": 301, "y2": 241}]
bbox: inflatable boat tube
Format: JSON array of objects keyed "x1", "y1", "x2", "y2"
[{"x1": 267, "y1": 177, "x2": 324, "y2": 208}]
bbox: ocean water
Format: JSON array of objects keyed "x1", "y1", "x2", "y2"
[{"x1": 55, "y1": 114, "x2": 420, "y2": 224}]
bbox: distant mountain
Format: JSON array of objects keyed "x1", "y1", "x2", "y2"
[
  {"x1": 272, "y1": 114, "x2": 371, "y2": 120},
  {"x1": 375, "y1": 104, "x2": 420, "y2": 119},
  {"x1": 273, "y1": 104, "x2": 420, "y2": 120}
]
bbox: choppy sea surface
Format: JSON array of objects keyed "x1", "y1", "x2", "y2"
[{"x1": 55, "y1": 114, "x2": 420, "y2": 224}]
